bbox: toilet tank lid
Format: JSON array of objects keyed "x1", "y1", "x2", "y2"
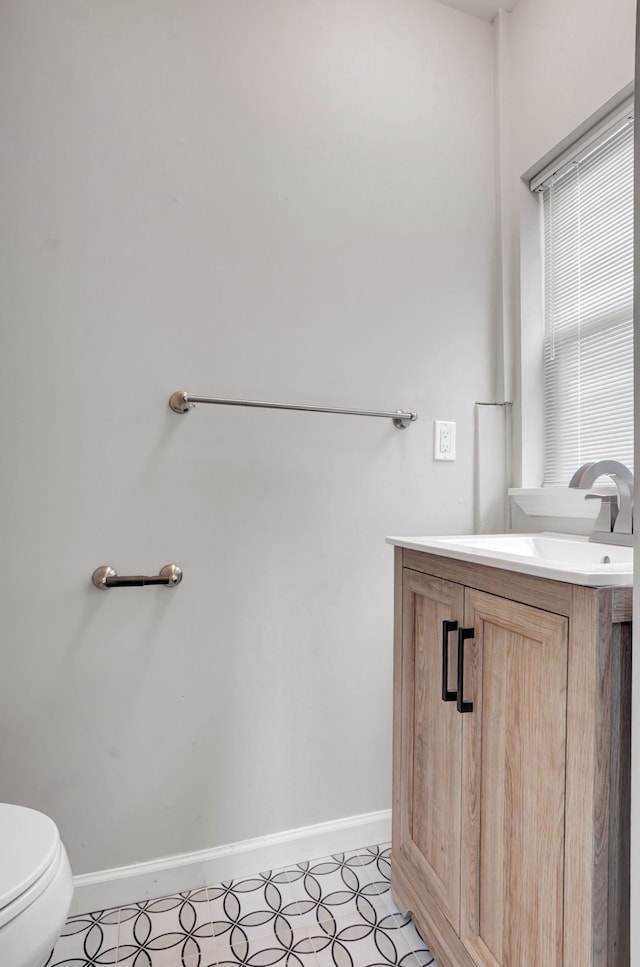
[{"x1": 0, "y1": 804, "x2": 61, "y2": 910}]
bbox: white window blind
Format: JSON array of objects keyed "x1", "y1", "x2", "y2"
[{"x1": 539, "y1": 115, "x2": 634, "y2": 486}]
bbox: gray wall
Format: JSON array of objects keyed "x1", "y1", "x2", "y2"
[{"x1": 0, "y1": 0, "x2": 496, "y2": 874}]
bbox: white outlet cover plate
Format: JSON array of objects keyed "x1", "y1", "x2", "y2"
[{"x1": 434, "y1": 420, "x2": 456, "y2": 461}]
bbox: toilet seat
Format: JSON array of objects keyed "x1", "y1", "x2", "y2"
[{"x1": 0, "y1": 804, "x2": 62, "y2": 927}]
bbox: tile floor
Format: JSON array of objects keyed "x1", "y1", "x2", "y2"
[{"x1": 46, "y1": 845, "x2": 441, "y2": 967}]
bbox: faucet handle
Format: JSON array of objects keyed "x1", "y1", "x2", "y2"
[{"x1": 584, "y1": 493, "x2": 619, "y2": 533}]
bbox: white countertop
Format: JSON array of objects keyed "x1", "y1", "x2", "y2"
[{"x1": 386, "y1": 532, "x2": 633, "y2": 587}]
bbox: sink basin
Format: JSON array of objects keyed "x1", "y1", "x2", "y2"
[{"x1": 386, "y1": 532, "x2": 633, "y2": 586}]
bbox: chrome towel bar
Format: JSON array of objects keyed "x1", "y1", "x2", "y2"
[
  {"x1": 92, "y1": 563, "x2": 183, "y2": 590},
  {"x1": 169, "y1": 391, "x2": 418, "y2": 429}
]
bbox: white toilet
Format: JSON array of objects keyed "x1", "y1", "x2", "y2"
[{"x1": 0, "y1": 804, "x2": 73, "y2": 967}]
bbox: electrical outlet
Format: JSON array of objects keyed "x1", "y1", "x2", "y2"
[{"x1": 434, "y1": 420, "x2": 456, "y2": 461}]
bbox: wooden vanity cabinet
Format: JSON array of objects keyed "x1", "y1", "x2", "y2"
[{"x1": 391, "y1": 547, "x2": 631, "y2": 967}]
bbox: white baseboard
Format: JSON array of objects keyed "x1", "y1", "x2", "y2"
[{"x1": 70, "y1": 809, "x2": 392, "y2": 916}]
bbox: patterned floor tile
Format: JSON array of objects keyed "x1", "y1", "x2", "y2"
[
  {"x1": 356, "y1": 846, "x2": 391, "y2": 887},
  {"x1": 116, "y1": 890, "x2": 216, "y2": 967},
  {"x1": 347, "y1": 847, "x2": 393, "y2": 906},
  {"x1": 281, "y1": 852, "x2": 394, "y2": 935},
  {"x1": 46, "y1": 907, "x2": 121, "y2": 965},
  {"x1": 373, "y1": 914, "x2": 436, "y2": 962},
  {"x1": 206, "y1": 871, "x2": 300, "y2": 948},
  {"x1": 208, "y1": 919, "x2": 320, "y2": 967},
  {"x1": 47, "y1": 845, "x2": 440, "y2": 967},
  {"x1": 308, "y1": 920, "x2": 435, "y2": 967}
]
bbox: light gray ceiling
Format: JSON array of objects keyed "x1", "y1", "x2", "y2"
[{"x1": 437, "y1": 0, "x2": 520, "y2": 21}]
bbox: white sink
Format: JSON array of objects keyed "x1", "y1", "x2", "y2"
[{"x1": 386, "y1": 532, "x2": 633, "y2": 586}]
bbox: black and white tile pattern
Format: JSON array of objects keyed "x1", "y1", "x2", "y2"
[{"x1": 46, "y1": 846, "x2": 440, "y2": 967}]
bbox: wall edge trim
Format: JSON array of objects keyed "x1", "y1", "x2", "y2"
[{"x1": 69, "y1": 809, "x2": 392, "y2": 915}]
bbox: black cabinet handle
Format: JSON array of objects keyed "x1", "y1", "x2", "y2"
[
  {"x1": 457, "y1": 627, "x2": 474, "y2": 713},
  {"x1": 441, "y1": 620, "x2": 458, "y2": 702}
]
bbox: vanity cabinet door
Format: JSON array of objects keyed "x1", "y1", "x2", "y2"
[
  {"x1": 394, "y1": 569, "x2": 464, "y2": 934},
  {"x1": 459, "y1": 588, "x2": 568, "y2": 967}
]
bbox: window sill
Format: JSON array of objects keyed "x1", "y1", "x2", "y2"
[{"x1": 508, "y1": 487, "x2": 607, "y2": 520}]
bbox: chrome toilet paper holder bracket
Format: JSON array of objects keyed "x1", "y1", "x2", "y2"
[{"x1": 91, "y1": 563, "x2": 183, "y2": 590}]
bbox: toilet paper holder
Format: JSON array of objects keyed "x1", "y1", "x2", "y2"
[{"x1": 91, "y1": 563, "x2": 183, "y2": 590}]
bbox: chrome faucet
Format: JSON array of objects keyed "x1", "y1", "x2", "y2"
[{"x1": 569, "y1": 460, "x2": 634, "y2": 546}]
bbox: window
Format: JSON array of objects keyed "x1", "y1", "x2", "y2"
[{"x1": 532, "y1": 104, "x2": 634, "y2": 486}]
